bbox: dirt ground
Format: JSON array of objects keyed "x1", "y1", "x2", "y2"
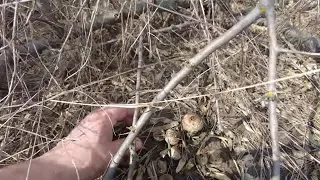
[{"x1": 1, "y1": 0, "x2": 320, "y2": 179}]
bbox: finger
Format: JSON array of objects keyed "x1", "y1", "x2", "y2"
[
  {"x1": 109, "y1": 138, "x2": 143, "y2": 154},
  {"x1": 93, "y1": 108, "x2": 135, "y2": 126},
  {"x1": 124, "y1": 109, "x2": 142, "y2": 125}
]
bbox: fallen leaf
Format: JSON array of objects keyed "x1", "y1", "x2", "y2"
[
  {"x1": 185, "y1": 158, "x2": 195, "y2": 170},
  {"x1": 176, "y1": 152, "x2": 187, "y2": 173},
  {"x1": 160, "y1": 149, "x2": 169, "y2": 158}
]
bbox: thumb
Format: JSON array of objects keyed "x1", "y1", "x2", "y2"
[{"x1": 109, "y1": 138, "x2": 143, "y2": 154}]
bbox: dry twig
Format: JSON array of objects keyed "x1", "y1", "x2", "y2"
[
  {"x1": 0, "y1": 0, "x2": 32, "y2": 8},
  {"x1": 127, "y1": 29, "x2": 144, "y2": 180},
  {"x1": 0, "y1": 38, "x2": 57, "y2": 95},
  {"x1": 261, "y1": 0, "x2": 280, "y2": 179},
  {"x1": 35, "y1": 0, "x2": 64, "y2": 37},
  {"x1": 279, "y1": 48, "x2": 320, "y2": 59},
  {"x1": 99, "y1": 21, "x2": 198, "y2": 46}
]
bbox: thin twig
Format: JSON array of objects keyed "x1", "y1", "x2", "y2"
[
  {"x1": 145, "y1": 1, "x2": 220, "y2": 33},
  {"x1": 0, "y1": 38, "x2": 52, "y2": 99},
  {"x1": 35, "y1": 0, "x2": 57, "y2": 22},
  {"x1": 35, "y1": 0, "x2": 64, "y2": 37},
  {"x1": 127, "y1": 29, "x2": 144, "y2": 180},
  {"x1": 0, "y1": 0, "x2": 207, "y2": 92},
  {"x1": 3, "y1": 3, "x2": 19, "y2": 105},
  {"x1": 104, "y1": 5, "x2": 262, "y2": 179},
  {"x1": 149, "y1": 21, "x2": 197, "y2": 34},
  {"x1": 0, "y1": 0, "x2": 32, "y2": 8},
  {"x1": 3, "y1": 65, "x2": 320, "y2": 116},
  {"x1": 260, "y1": 0, "x2": 280, "y2": 179},
  {"x1": 99, "y1": 21, "x2": 198, "y2": 46},
  {"x1": 86, "y1": 0, "x2": 192, "y2": 31},
  {"x1": 279, "y1": 48, "x2": 320, "y2": 58}
]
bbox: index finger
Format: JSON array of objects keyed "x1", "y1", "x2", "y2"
[{"x1": 94, "y1": 107, "x2": 135, "y2": 126}]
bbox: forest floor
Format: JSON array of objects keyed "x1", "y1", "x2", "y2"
[{"x1": 1, "y1": 0, "x2": 320, "y2": 179}]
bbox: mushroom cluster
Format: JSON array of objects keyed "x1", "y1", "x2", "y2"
[
  {"x1": 150, "y1": 112, "x2": 206, "y2": 176},
  {"x1": 152, "y1": 113, "x2": 204, "y2": 160}
]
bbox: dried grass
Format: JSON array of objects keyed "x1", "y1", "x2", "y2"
[{"x1": 1, "y1": 0, "x2": 320, "y2": 179}]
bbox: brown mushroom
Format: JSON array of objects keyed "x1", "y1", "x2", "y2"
[
  {"x1": 182, "y1": 113, "x2": 203, "y2": 133},
  {"x1": 165, "y1": 129, "x2": 180, "y2": 145},
  {"x1": 159, "y1": 174, "x2": 174, "y2": 180},
  {"x1": 153, "y1": 129, "x2": 165, "y2": 141}
]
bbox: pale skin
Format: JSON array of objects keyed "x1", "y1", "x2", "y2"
[{"x1": 0, "y1": 108, "x2": 142, "y2": 180}]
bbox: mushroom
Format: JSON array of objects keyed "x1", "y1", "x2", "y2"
[
  {"x1": 153, "y1": 129, "x2": 165, "y2": 141},
  {"x1": 165, "y1": 129, "x2": 180, "y2": 145},
  {"x1": 160, "y1": 148, "x2": 169, "y2": 158},
  {"x1": 159, "y1": 174, "x2": 174, "y2": 180},
  {"x1": 182, "y1": 113, "x2": 204, "y2": 133}
]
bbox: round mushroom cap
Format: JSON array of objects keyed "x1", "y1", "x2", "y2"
[{"x1": 182, "y1": 113, "x2": 203, "y2": 133}]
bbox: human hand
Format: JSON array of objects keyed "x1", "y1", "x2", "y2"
[{"x1": 40, "y1": 108, "x2": 142, "y2": 180}]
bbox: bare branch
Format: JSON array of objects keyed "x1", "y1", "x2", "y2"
[
  {"x1": 260, "y1": 0, "x2": 280, "y2": 179},
  {"x1": 127, "y1": 28, "x2": 144, "y2": 180},
  {"x1": 104, "y1": 5, "x2": 262, "y2": 179}
]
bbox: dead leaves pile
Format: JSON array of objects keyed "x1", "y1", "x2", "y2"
[{"x1": 135, "y1": 113, "x2": 235, "y2": 180}]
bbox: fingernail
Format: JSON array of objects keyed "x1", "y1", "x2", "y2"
[{"x1": 135, "y1": 138, "x2": 143, "y2": 150}]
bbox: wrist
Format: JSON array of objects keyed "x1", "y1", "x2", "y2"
[
  {"x1": 0, "y1": 154, "x2": 83, "y2": 180},
  {"x1": 37, "y1": 152, "x2": 82, "y2": 180},
  {"x1": 39, "y1": 149, "x2": 92, "y2": 180},
  {"x1": 40, "y1": 142, "x2": 106, "y2": 180}
]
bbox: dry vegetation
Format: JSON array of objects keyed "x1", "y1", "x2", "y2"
[{"x1": 1, "y1": 0, "x2": 320, "y2": 179}]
